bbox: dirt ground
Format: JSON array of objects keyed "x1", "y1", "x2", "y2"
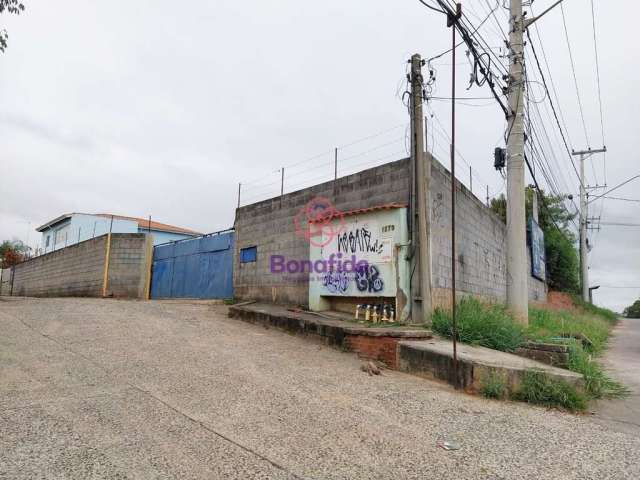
[{"x1": 1, "y1": 297, "x2": 638, "y2": 479}]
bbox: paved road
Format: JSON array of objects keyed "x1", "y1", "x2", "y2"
[
  {"x1": 1, "y1": 298, "x2": 638, "y2": 479},
  {"x1": 593, "y1": 317, "x2": 640, "y2": 435}
]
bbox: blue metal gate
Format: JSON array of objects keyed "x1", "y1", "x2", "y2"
[{"x1": 150, "y1": 230, "x2": 234, "y2": 299}]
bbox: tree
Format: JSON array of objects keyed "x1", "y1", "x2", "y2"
[
  {"x1": 0, "y1": 0, "x2": 25, "y2": 53},
  {"x1": 490, "y1": 188, "x2": 580, "y2": 293},
  {"x1": 623, "y1": 300, "x2": 640, "y2": 319},
  {"x1": 0, "y1": 239, "x2": 28, "y2": 268}
]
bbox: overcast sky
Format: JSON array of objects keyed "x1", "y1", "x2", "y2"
[{"x1": 0, "y1": 0, "x2": 637, "y2": 311}]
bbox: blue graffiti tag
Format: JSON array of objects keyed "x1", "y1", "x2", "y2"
[
  {"x1": 323, "y1": 269, "x2": 350, "y2": 294},
  {"x1": 355, "y1": 264, "x2": 384, "y2": 293}
]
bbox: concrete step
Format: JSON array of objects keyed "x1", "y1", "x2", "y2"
[
  {"x1": 228, "y1": 303, "x2": 431, "y2": 368},
  {"x1": 398, "y1": 338, "x2": 584, "y2": 394}
]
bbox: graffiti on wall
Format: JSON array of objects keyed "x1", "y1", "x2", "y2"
[
  {"x1": 355, "y1": 264, "x2": 384, "y2": 293},
  {"x1": 323, "y1": 269, "x2": 351, "y2": 294},
  {"x1": 310, "y1": 210, "x2": 398, "y2": 298},
  {"x1": 336, "y1": 227, "x2": 384, "y2": 256},
  {"x1": 320, "y1": 264, "x2": 385, "y2": 295}
]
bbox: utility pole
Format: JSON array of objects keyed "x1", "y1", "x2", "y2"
[
  {"x1": 409, "y1": 53, "x2": 432, "y2": 324},
  {"x1": 506, "y1": 0, "x2": 528, "y2": 324},
  {"x1": 572, "y1": 147, "x2": 606, "y2": 302}
]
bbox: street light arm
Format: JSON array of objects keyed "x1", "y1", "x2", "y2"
[{"x1": 524, "y1": 0, "x2": 565, "y2": 28}]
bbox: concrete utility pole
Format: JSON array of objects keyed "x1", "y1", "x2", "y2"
[
  {"x1": 506, "y1": 0, "x2": 528, "y2": 324},
  {"x1": 573, "y1": 147, "x2": 606, "y2": 302},
  {"x1": 409, "y1": 53, "x2": 432, "y2": 324}
]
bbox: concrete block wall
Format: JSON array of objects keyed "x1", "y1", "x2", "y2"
[
  {"x1": 234, "y1": 159, "x2": 411, "y2": 305},
  {"x1": 0, "y1": 269, "x2": 12, "y2": 296},
  {"x1": 10, "y1": 233, "x2": 151, "y2": 298},
  {"x1": 429, "y1": 158, "x2": 546, "y2": 308},
  {"x1": 105, "y1": 234, "x2": 153, "y2": 298},
  {"x1": 234, "y1": 155, "x2": 546, "y2": 308}
]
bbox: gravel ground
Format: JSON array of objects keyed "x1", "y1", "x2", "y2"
[{"x1": 0, "y1": 297, "x2": 638, "y2": 480}]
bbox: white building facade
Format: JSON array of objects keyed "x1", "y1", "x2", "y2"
[{"x1": 37, "y1": 213, "x2": 201, "y2": 253}]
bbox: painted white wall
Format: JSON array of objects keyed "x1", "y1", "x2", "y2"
[
  {"x1": 39, "y1": 214, "x2": 198, "y2": 253},
  {"x1": 309, "y1": 208, "x2": 409, "y2": 318},
  {"x1": 145, "y1": 229, "x2": 196, "y2": 245}
]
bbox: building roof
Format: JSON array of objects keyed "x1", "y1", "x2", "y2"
[
  {"x1": 309, "y1": 203, "x2": 407, "y2": 223},
  {"x1": 36, "y1": 213, "x2": 202, "y2": 236},
  {"x1": 93, "y1": 214, "x2": 202, "y2": 235},
  {"x1": 36, "y1": 214, "x2": 74, "y2": 232}
]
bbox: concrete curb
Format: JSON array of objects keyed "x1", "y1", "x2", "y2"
[{"x1": 398, "y1": 339, "x2": 584, "y2": 394}]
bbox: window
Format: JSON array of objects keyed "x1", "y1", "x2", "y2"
[{"x1": 240, "y1": 246, "x2": 257, "y2": 263}]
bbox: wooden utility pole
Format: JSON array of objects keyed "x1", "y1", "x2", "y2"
[{"x1": 409, "y1": 54, "x2": 432, "y2": 324}]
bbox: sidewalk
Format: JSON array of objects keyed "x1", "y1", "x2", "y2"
[{"x1": 593, "y1": 318, "x2": 640, "y2": 435}]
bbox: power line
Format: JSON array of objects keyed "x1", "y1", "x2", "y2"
[
  {"x1": 524, "y1": 67, "x2": 581, "y2": 217},
  {"x1": 601, "y1": 196, "x2": 640, "y2": 203},
  {"x1": 590, "y1": 0, "x2": 607, "y2": 185},
  {"x1": 417, "y1": 0, "x2": 446, "y2": 14},
  {"x1": 588, "y1": 175, "x2": 640, "y2": 205},
  {"x1": 560, "y1": 3, "x2": 590, "y2": 148},
  {"x1": 425, "y1": 0, "x2": 508, "y2": 82},
  {"x1": 482, "y1": 0, "x2": 507, "y2": 41},
  {"x1": 526, "y1": 29, "x2": 584, "y2": 190},
  {"x1": 598, "y1": 222, "x2": 640, "y2": 227},
  {"x1": 529, "y1": 6, "x2": 574, "y2": 149},
  {"x1": 435, "y1": 0, "x2": 509, "y2": 113}
]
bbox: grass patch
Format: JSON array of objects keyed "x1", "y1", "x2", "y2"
[
  {"x1": 527, "y1": 307, "x2": 612, "y2": 354},
  {"x1": 432, "y1": 297, "x2": 524, "y2": 352},
  {"x1": 568, "y1": 346, "x2": 629, "y2": 399},
  {"x1": 480, "y1": 370, "x2": 508, "y2": 399},
  {"x1": 512, "y1": 370, "x2": 587, "y2": 411},
  {"x1": 571, "y1": 294, "x2": 619, "y2": 324},
  {"x1": 434, "y1": 296, "x2": 628, "y2": 406}
]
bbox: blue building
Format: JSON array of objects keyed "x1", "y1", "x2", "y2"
[{"x1": 36, "y1": 213, "x2": 201, "y2": 253}]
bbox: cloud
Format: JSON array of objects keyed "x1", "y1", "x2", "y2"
[{"x1": 0, "y1": 0, "x2": 637, "y2": 311}]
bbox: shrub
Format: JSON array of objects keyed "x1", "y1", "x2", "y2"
[
  {"x1": 544, "y1": 228, "x2": 580, "y2": 294},
  {"x1": 512, "y1": 370, "x2": 587, "y2": 411},
  {"x1": 432, "y1": 297, "x2": 524, "y2": 352}
]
